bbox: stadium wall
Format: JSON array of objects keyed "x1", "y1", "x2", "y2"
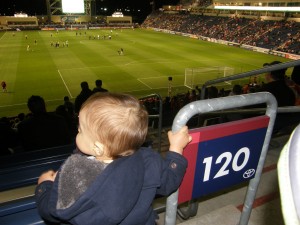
[
  {"x1": 106, "y1": 16, "x2": 132, "y2": 25},
  {"x1": 0, "y1": 16, "x2": 38, "y2": 28},
  {"x1": 2, "y1": 15, "x2": 132, "y2": 26},
  {"x1": 50, "y1": 15, "x2": 92, "y2": 23}
]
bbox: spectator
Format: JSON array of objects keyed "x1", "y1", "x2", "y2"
[
  {"x1": 18, "y1": 95, "x2": 71, "y2": 151},
  {"x1": 0, "y1": 117, "x2": 19, "y2": 155},
  {"x1": 229, "y1": 84, "x2": 243, "y2": 96},
  {"x1": 92, "y1": 79, "x2": 108, "y2": 93},
  {"x1": 260, "y1": 61, "x2": 298, "y2": 134},
  {"x1": 225, "y1": 84, "x2": 245, "y2": 122},
  {"x1": 142, "y1": 12, "x2": 300, "y2": 54},
  {"x1": 12, "y1": 113, "x2": 25, "y2": 130},
  {"x1": 74, "y1": 81, "x2": 93, "y2": 114},
  {"x1": 1, "y1": 81, "x2": 7, "y2": 92},
  {"x1": 260, "y1": 61, "x2": 295, "y2": 106},
  {"x1": 61, "y1": 96, "x2": 77, "y2": 136},
  {"x1": 35, "y1": 92, "x2": 191, "y2": 224},
  {"x1": 55, "y1": 105, "x2": 77, "y2": 137},
  {"x1": 63, "y1": 96, "x2": 75, "y2": 117},
  {"x1": 291, "y1": 65, "x2": 300, "y2": 105},
  {"x1": 206, "y1": 86, "x2": 219, "y2": 99}
]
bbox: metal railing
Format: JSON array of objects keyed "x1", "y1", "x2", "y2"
[
  {"x1": 165, "y1": 92, "x2": 277, "y2": 225},
  {"x1": 164, "y1": 59, "x2": 300, "y2": 225},
  {"x1": 139, "y1": 93, "x2": 163, "y2": 152},
  {"x1": 201, "y1": 59, "x2": 300, "y2": 100}
]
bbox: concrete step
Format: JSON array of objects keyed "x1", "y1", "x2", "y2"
[{"x1": 177, "y1": 205, "x2": 251, "y2": 225}]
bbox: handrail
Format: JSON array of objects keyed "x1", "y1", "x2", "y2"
[
  {"x1": 201, "y1": 59, "x2": 300, "y2": 99},
  {"x1": 289, "y1": 124, "x2": 300, "y2": 218},
  {"x1": 139, "y1": 93, "x2": 163, "y2": 152},
  {"x1": 165, "y1": 92, "x2": 277, "y2": 225},
  {"x1": 193, "y1": 105, "x2": 300, "y2": 115}
]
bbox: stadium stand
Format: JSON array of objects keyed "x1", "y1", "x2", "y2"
[
  {"x1": 0, "y1": 4, "x2": 300, "y2": 223},
  {"x1": 1, "y1": 60, "x2": 300, "y2": 225},
  {"x1": 0, "y1": 143, "x2": 75, "y2": 192},
  {"x1": 142, "y1": 12, "x2": 300, "y2": 55}
]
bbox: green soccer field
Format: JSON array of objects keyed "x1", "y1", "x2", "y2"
[{"x1": 0, "y1": 28, "x2": 290, "y2": 117}]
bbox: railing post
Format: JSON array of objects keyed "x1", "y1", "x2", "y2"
[{"x1": 165, "y1": 92, "x2": 277, "y2": 225}]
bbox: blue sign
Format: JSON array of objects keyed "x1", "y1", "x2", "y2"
[{"x1": 178, "y1": 115, "x2": 269, "y2": 204}]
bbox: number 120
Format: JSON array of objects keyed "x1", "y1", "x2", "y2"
[{"x1": 202, "y1": 147, "x2": 250, "y2": 182}]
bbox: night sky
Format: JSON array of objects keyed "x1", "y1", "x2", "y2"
[{"x1": 0, "y1": 0, "x2": 180, "y2": 22}]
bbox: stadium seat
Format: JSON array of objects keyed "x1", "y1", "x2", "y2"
[{"x1": 0, "y1": 143, "x2": 75, "y2": 192}]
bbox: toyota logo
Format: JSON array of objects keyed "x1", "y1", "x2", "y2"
[{"x1": 243, "y1": 169, "x2": 255, "y2": 178}]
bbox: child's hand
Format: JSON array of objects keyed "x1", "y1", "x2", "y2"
[
  {"x1": 168, "y1": 126, "x2": 192, "y2": 155},
  {"x1": 38, "y1": 170, "x2": 57, "y2": 184}
]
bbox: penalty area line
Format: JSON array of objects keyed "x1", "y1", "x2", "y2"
[
  {"x1": 58, "y1": 69, "x2": 73, "y2": 98},
  {"x1": 137, "y1": 78, "x2": 152, "y2": 89}
]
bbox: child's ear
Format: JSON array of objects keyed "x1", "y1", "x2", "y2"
[{"x1": 93, "y1": 141, "x2": 104, "y2": 156}]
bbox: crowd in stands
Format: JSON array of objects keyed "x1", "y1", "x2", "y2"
[
  {"x1": 0, "y1": 79, "x2": 109, "y2": 156},
  {"x1": 1, "y1": 10, "x2": 300, "y2": 156},
  {"x1": 143, "y1": 62, "x2": 300, "y2": 130},
  {"x1": 1, "y1": 62, "x2": 300, "y2": 156},
  {"x1": 142, "y1": 12, "x2": 300, "y2": 54}
]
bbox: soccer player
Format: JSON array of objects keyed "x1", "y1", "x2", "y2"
[{"x1": 1, "y1": 81, "x2": 7, "y2": 92}]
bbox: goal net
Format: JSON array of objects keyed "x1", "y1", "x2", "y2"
[
  {"x1": 184, "y1": 67, "x2": 235, "y2": 89},
  {"x1": 70, "y1": 24, "x2": 88, "y2": 30}
]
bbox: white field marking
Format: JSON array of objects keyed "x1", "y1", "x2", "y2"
[
  {"x1": 58, "y1": 69, "x2": 73, "y2": 98},
  {"x1": 137, "y1": 78, "x2": 152, "y2": 89},
  {"x1": 125, "y1": 84, "x2": 185, "y2": 94},
  {"x1": 0, "y1": 98, "x2": 63, "y2": 108},
  {"x1": 0, "y1": 102, "x2": 27, "y2": 108},
  {"x1": 139, "y1": 75, "x2": 183, "y2": 81},
  {"x1": 58, "y1": 59, "x2": 188, "y2": 71},
  {"x1": 0, "y1": 32, "x2": 7, "y2": 41},
  {"x1": 137, "y1": 74, "x2": 186, "y2": 90},
  {"x1": 123, "y1": 59, "x2": 173, "y2": 66}
]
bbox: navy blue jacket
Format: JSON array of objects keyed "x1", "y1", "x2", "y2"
[{"x1": 35, "y1": 147, "x2": 187, "y2": 225}]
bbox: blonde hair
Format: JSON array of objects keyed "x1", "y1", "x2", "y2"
[{"x1": 81, "y1": 92, "x2": 148, "y2": 158}]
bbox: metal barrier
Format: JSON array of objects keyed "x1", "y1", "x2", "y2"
[
  {"x1": 139, "y1": 93, "x2": 163, "y2": 152},
  {"x1": 200, "y1": 59, "x2": 300, "y2": 100},
  {"x1": 165, "y1": 92, "x2": 277, "y2": 225}
]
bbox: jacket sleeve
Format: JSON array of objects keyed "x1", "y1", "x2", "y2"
[
  {"x1": 156, "y1": 151, "x2": 188, "y2": 196},
  {"x1": 35, "y1": 181, "x2": 61, "y2": 223}
]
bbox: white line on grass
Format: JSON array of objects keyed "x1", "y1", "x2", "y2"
[
  {"x1": 0, "y1": 102, "x2": 27, "y2": 108},
  {"x1": 126, "y1": 84, "x2": 185, "y2": 95},
  {"x1": 58, "y1": 60, "x2": 185, "y2": 71},
  {"x1": 0, "y1": 98, "x2": 63, "y2": 108},
  {"x1": 58, "y1": 69, "x2": 73, "y2": 98},
  {"x1": 137, "y1": 78, "x2": 152, "y2": 89},
  {"x1": 0, "y1": 32, "x2": 7, "y2": 41}
]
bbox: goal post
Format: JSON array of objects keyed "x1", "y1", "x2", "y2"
[{"x1": 184, "y1": 67, "x2": 235, "y2": 89}]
